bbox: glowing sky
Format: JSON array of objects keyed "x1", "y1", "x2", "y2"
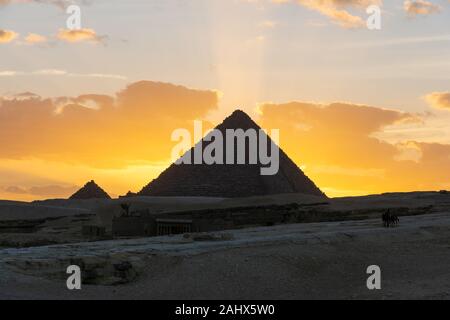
[{"x1": 0, "y1": 0, "x2": 449, "y2": 200}]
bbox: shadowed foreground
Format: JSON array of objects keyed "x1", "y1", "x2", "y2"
[{"x1": 1, "y1": 212, "x2": 449, "y2": 300}]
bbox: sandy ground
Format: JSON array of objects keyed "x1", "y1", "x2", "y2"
[{"x1": 1, "y1": 210, "x2": 449, "y2": 300}]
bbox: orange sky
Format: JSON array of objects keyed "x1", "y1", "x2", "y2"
[
  {"x1": 0, "y1": 0, "x2": 449, "y2": 200},
  {"x1": 0, "y1": 80, "x2": 449, "y2": 201}
]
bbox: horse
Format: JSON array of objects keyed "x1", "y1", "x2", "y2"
[
  {"x1": 390, "y1": 214, "x2": 399, "y2": 226},
  {"x1": 382, "y1": 210, "x2": 399, "y2": 228}
]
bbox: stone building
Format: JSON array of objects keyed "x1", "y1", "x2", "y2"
[
  {"x1": 112, "y1": 213, "x2": 194, "y2": 238},
  {"x1": 110, "y1": 203, "x2": 311, "y2": 238},
  {"x1": 137, "y1": 110, "x2": 326, "y2": 198},
  {"x1": 70, "y1": 180, "x2": 111, "y2": 200},
  {"x1": 82, "y1": 225, "x2": 106, "y2": 237}
]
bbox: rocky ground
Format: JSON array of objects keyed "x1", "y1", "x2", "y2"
[{"x1": 0, "y1": 209, "x2": 449, "y2": 300}]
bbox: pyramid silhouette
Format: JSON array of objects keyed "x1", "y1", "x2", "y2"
[
  {"x1": 138, "y1": 110, "x2": 325, "y2": 198},
  {"x1": 69, "y1": 180, "x2": 111, "y2": 200}
]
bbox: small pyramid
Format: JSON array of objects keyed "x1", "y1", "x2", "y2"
[
  {"x1": 119, "y1": 191, "x2": 137, "y2": 198},
  {"x1": 69, "y1": 180, "x2": 111, "y2": 200},
  {"x1": 138, "y1": 110, "x2": 326, "y2": 198}
]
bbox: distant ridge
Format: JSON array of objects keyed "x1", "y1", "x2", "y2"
[
  {"x1": 69, "y1": 180, "x2": 111, "y2": 200},
  {"x1": 138, "y1": 110, "x2": 326, "y2": 198}
]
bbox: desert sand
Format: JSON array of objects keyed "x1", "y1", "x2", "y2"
[{"x1": 0, "y1": 191, "x2": 449, "y2": 300}]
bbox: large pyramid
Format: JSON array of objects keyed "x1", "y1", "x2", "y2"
[
  {"x1": 69, "y1": 180, "x2": 111, "y2": 200},
  {"x1": 138, "y1": 110, "x2": 325, "y2": 198}
]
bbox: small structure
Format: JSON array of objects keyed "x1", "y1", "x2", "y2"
[
  {"x1": 119, "y1": 191, "x2": 138, "y2": 198},
  {"x1": 110, "y1": 202, "x2": 326, "y2": 239},
  {"x1": 112, "y1": 215, "x2": 194, "y2": 238},
  {"x1": 156, "y1": 219, "x2": 193, "y2": 236},
  {"x1": 112, "y1": 215, "x2": 155, "y2": 238},
  {"x1": 82, "y1": 225, "x2": 106, "y2": 237}
]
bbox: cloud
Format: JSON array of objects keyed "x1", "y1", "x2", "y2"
[
  {"x1": 34, "y1": 69, "x2": 67, "y2": 75},
  {"x1": 425, "y1": 92, "x2": 450, "y2": 110},
  {"x1": 0, "y1": 69, "x2": 127, "y2": 80},
  {"x1": 57, "y1": 28, "x2": 107, "y2": 44},
  {"x1": 344, "y1": 34, "x2": 450, "y2": 48},
  {"x1": 0, "y1": 70, "x2": 18, "y2": 76},
  {"x1": 1, "y1": 184, "x2": 78, "y2": 197},
  {"x1": 297, "y1": 0, "x2": 370, "y2": 28},
  {"x1": 259, "y1": 101, "x2": 417, "y2": 167},
  {"x1": 258, "y1": 101, "x2": 450, "y2": 194},
  {"x1": 12, "y1": 92, "x2": 40, "y2": 99},
  {"x1": 0, "y1": 27, "x2": 106, "y2": 46},
  {"x1": 0, "y1": 82, "x2": 448, "y2": 197},
  {"x1": 0, "y1": 0, "x2": 86, "y2": 9},
  {"x1": 269, "y1": 0, "x2": 381, "y2": 28},
  {"x1": 0, "y1": 81, "x2": 219, "y2": 168},
  {"x1": 0, "y1": 29, "x2": 18, "y2": 43},
  {"x1": 259, "y1": 20, "x2": 277, "y2": 28},
  {"x1": 25, "y1": 33, "x2": 47, "y2": 44},
  {"x1": 69, "y1": 73, "x2": 127, "y2": 80},
  {"x1": 404, "y1": 0, "x2": 441, "y2": 16}
]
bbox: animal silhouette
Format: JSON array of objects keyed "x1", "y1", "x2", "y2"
[{"x1": 382, "y1": 209, "x2": 399, "y2": 228}]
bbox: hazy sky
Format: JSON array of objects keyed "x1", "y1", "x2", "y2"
[{"x1": 0, "y1": 0, "x2": 449, "y2": 199}]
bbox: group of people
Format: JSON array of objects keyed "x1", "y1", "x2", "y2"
[{"x1": 382, "y1": 209, "x2": 399, "y2": 228}]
